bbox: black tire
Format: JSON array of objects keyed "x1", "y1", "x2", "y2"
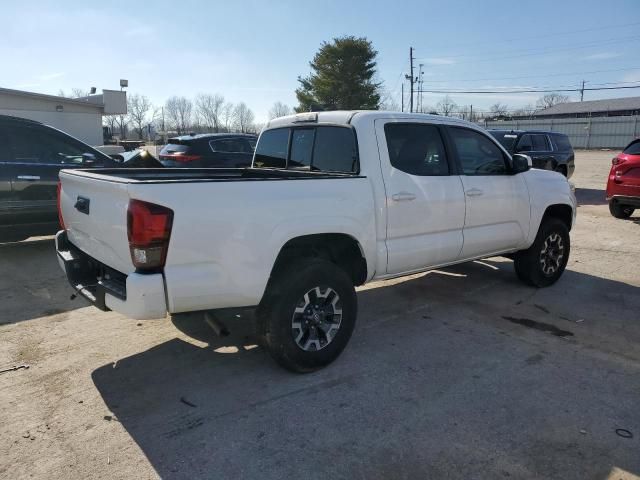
[
  {"x1": 608, "y1": 200, "x2": 634, "y2": 219},
  {"x1": 258, "y1": 258, "x2": 357, "y2": 373},
  {"x1": 514, "y1": 218, "x2": 570, "y2": 288}
]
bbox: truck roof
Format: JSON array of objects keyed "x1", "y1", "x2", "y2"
[{"x1": 265, "y1": 110, "x2": 483, "y2": 130}]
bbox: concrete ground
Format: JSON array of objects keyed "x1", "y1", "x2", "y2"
[{"x1": 1, "y1": 151, "x2": 638, "y2": 480}]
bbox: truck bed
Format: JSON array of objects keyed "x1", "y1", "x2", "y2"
[{"x1": 62, "y1": 167, "x2": 363, "y2": 184}]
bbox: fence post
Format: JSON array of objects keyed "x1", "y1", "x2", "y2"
[
  {"x1": 586, "y1": 118, "x2": 592, "y2": 149},
  {"x1": 549, "y1": 119, "x2": 553, "y2": 132},
  {"x1": 634, "y1": 115, "x2": 638, "y2": 138}
]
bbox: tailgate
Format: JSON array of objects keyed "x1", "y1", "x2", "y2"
[{"x1": 59, "y1": 170, "x2": 133, "y2": 274}]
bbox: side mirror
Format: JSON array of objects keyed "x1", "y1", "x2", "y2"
[
  {"x1": 82, "y1": 153, "x2": 97, "y2": 165},
  {"x1": 512, "y1": 154, "x2": 531, "y2": 174}
]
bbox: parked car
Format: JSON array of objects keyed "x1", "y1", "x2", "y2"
[
  {"x1": 158, "y1": 133, "x2": 257, "y2": 167},
  {"x1": 0, "y1": 115, "x2": 120, "y2": 241},
  {"x1": 56, "y1": 111, "x2": 576, "y2": 372},
  {"x1": 489, "y1": 130, "x2": 575, "y2": 178},
  {"x1": 606, "y1": 138, "x2": 640, "y2": 218}
]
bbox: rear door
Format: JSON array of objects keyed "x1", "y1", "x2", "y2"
[
  {"x1": 375, "y1": 119, "x2": 466, "y2": 274},
  {"x1": 445, "y1": 126, "x2": 530, "y2": 258}
]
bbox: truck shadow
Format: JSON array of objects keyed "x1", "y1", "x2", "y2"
[
  {"x1": 574, "y1": 187, "x2": 606, "y2": 206},
  {"x1": 91, "y1": 258, "x2": 640, "y2": 479},
  {"x1": 0, "y1": 237, "x2": 85, "y2": 325}
]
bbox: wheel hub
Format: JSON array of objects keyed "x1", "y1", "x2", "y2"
[
  {"x1": 539, "y1": 233, "x2": 564, "y2": 276},
  {"x1": 291, "y1": 286, "x2": 342, "y2": 351}
]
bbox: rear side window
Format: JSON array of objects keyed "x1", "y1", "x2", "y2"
[
  {"x1": 254, "y1": 128, "x2": 289, "y2": 168},
  {"x1": 623, "y1": 140, "x2": 640, "y2": 155},
  {"x1": 384, "y1": 123, "x2": 449, "y2": 176},
  {"x1": 254, "y1": 126, "x2": 358, "y2": 173},
  {"x1": 210, "y1": 139, "x2": 250, "y2": 153},
  {"x1": 312, "y1": 127, "x2": 358, "y2": 173},
  {"x1": 553, "y1": 135, "x2": 573, "y2": 151}
]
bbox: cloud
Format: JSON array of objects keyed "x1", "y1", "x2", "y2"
[
  {"x1": 39, "y1": 72, "x2": 65, "y2": 81},
  {"x1": 421, "y1": 57, "x2": 456, "y2": 65},
  {"x1": 584, "y1": 52, "x2": 622, "y2": 61}
]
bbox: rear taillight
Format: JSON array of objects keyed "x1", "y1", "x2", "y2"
[
  {"x1": 127, "y1": 200, "x2": 173, "y2": 270},
  {"x1": 162, "y1": 153, "x2": 202, "y2": 163},
  {"x1": 57, "y1": 181, "x2": 65, "y2": 229},
  {"x1": 612, "y1": 156, "x2": 626, "y2": 166}
]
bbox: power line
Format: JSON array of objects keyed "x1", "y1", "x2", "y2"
[
  {"x1": 395, "y1": 66, "x2": 640, "y2": 86},
  {"x1": 415, "y1": 35, "x2": 640, "y2": 65},
  {"x1": 415, "y1": 84, "x2": 640, "y2": 94}
]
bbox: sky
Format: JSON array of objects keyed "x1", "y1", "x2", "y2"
[{"x1": 3, "y1": 0, "x2": 640, "y2": 123}]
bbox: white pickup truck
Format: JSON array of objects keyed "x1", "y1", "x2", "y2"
[{"x1": 56, "y1": 111, "x2": 576, "y2": 372}]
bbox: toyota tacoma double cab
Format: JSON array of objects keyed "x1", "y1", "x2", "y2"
[{"x1": 56, "y1": 111, "x2": 576, "y2": 372}]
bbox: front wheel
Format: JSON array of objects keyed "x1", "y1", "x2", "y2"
[
  {"x1": 608, "y1": 200, "x2": 634, "y2": 219},
  {"x1": 258, "y1": 259, "x2": 357, "y2": 373},
  {"x1": 514, "y1": 218, "x2": 570, "y2": 287}
]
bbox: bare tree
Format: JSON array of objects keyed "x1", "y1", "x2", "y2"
[
  {"x1": 233, "y1": 102, "x2": 255, "y2": 133},
  {"x1": 268, "y1": 101, "x2": 292, "y2": 119},
  {"x1": 195, "y1": 93, "x2": 225, "y2": 132},
  {"x1": 437, "y1": 95, "x2": 457, "y2": 116},
  {"x1": 490, "y1": 103, "x2": 509, "y2": 117},
  {"x1": 536, "y1": 93, "x2": 570, "y2": 110},
  {"x1": 221, "y1": 102, "x2": 235, "y2": 132},
  {"x1": 378, "y1": 90, "x2": 401, "y2": 112},
  {"x1": 512, "y1": 103, "x2": 537, "y2": 117},
  {"x1": 58, "y1": 88, "x2": 89, "y2": 98},
  {"x1": 127, "y1": 94, "x2": 153, "y2": 140},
  {"x1": 165, "y1": 96, "x2": 193, "y2": 134}
]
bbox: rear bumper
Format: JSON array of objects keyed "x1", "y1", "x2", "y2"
[
  {"x1": 55, "y1": 231, "x2": 167, "y2": 319},
  {"x1": 606, "y1": 195, "x2": 640, "y2": 207}
]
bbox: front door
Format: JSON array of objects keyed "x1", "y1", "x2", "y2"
[
  {"x1": 375, "y1": 119, "x2": 466, "y2": 275},
  {"x1": 445, "y1": 126, "x2": 530, "y2": 259}
]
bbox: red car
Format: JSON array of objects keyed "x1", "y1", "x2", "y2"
[{"x1": 607, "y1": 139, "x2": 640, "y2": 218}]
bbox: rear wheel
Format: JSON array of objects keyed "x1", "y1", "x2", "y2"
[
  {"x1": 608, "y1": 200, "x2": 635, "y2": 219},
  {"x1": 514, "y1": 218, "x2": 570, "y2": 287},
  {"x1": 258, "y1": 259, "x2": 357, "y2": 373}
]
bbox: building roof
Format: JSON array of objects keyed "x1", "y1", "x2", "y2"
[
  {"x1": 0, "y1": 87, "x2": 105, "y2": 109},
  {"x1": 534, "y1": 96, "x2": 640, "y2": 116}
]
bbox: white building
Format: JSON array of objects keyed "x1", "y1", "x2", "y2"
[{"x1": 0, "y1": 87, "x2": 127, "y2": 146}]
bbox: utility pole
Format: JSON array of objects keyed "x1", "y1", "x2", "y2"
[
  {"x1": 418, "y1": 63, "x2": 424, "y2": 113},
  {"x1": 401, "y1": 82, "x2": 404, "y2": 112},
  {"x1": 580, "y1": 80, "x2": 586, "y2": 101},
  {"x1": 409, "y1": 47, "x2": 414, "y2": 113}
]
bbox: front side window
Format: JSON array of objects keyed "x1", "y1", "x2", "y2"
[
  {"x1": 516, "y1": 134, "x2": 533, "y2": 152},
  {"x1": 449, "y1": 127, "x2": 507, "y2": 175},
  {"x1": 384, "y1": 123, "x2": 449, "y2": 176},
  {"x1": 253, "y1": 128, "x2": 289, "y2": 168},
  {"x1": 532, "y1": 134, "x2": 550, "y2": 151}
]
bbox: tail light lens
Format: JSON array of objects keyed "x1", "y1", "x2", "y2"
[
  {"x1": 612, "y1": 156, "x2": 626, "y2": 165},
  {"x1": 161, "y1": 153, "x2": 202, "y2": 163},
  {"x1": 57, "y1": 181, "x2": 65, "y2": 229},
  {"x1": 127, "y1": 200, "x2": 173, "y2": 270}
]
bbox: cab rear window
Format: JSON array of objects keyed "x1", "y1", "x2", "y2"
[{"x1": 254, "y1": 126, "x2": 358, "y2": 173}]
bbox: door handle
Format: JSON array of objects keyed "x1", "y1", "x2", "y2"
[
  {"x1": 17, "y1": 175, "x2": 41, "y2": 181},
  {"x1": 391, "y1": 192, "x2": 417, "y2": 202},
  {"x1": 465, "y1": 188, "x2": 484, "y2": 197}
]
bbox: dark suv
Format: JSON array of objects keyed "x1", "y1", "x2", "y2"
[
  {"x1": 0, "y1": 115, "x2": 117, "y2": 241},
  {"x1": 489, "y1": 130, "x2": 575, "y2": 178},
  {"x1": 159, "y1": 133, "x2": 257, "y2": 167}
]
